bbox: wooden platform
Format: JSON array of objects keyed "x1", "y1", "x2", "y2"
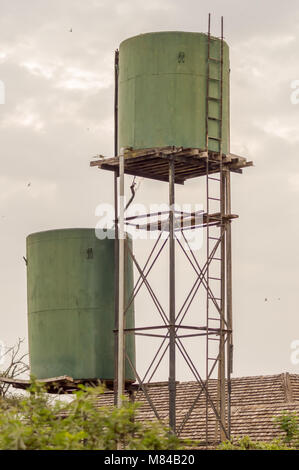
[
  {"x1": 90, "y1": 146, "x2": 253, "y2": 184},
  {"x1": 0, "y1": 375, "x2": 131, "y2": 394},
  {"x1": 125, "y1": 211, "x2": 238, "y2": 232},
  {"x1": 0, "y1": 375, "x2": 97, "y2": 394}
]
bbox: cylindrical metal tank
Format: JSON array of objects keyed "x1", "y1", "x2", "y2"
[
  {"x1": 118, "y1": 31, "x2": 230, "y2": 154},
  {"x1": 26, "y1": 228, "x2": 135, "y2": 383}
]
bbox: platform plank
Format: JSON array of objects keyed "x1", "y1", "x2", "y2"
[{"x1": 90, "y1": 147, "x2": 252, "y2": 183}]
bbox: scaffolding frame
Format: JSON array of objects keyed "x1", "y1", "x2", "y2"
[
  {"x1": 91, "y1": 15, "x2": 252, "y2": 446},
  {"x1": 111, "y1": 157, "x2": 234, "y2": 444}
]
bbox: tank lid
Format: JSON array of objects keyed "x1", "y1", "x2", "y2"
[
  {"x1": 119, "y1": 31, "x2": 228, "y2": 48},
  {"x1": 26, "y1": 228, "x2": 116, "y2": 242}
]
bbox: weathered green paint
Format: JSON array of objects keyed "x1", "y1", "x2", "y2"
[
  {"x1": 26, "y1": 228, "x2": 135, "y2": 382},
  {"x1": 118, "y1": 31, "x2": 230, "y2": 154}
]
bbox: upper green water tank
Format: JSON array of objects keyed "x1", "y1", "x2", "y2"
[
  {"x1": 26, "y1": 228, "x2": 135, "y2": 383},
  {"x1": 118, "y1": 31, "x2": 230, "y2": 154}
]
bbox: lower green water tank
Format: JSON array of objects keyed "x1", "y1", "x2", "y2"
[{"x1": 26, "y1": 228, "x2": 135, "y2": 383}]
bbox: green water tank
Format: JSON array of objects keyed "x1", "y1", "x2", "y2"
[
  {"x1": 118, "y1": 31, "x2": 230, "y2": 154},
  {"x1": 26, "y1": 228, "x2": 135, "y2": 383}
]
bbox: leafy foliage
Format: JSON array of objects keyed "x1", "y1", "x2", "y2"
[
  {"x1": 218, "y1": 411, "x2": 299, "y2": 450},
  {"x1": 0, "y1": 379, "x2": 182, "y2": 450},
  {"x1": 274, "y1": 411, "x2": 299, "y2": 447},
  {"x1": 218, "y1": 435, "x2": 294, "y2": 450},
  {"x1": 1, "y1": 378, "x2": 298, "y2": 451}
]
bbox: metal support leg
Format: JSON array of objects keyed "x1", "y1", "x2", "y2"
[
  {"x1": 113, "y1": 48, "x2": 119, "y2": 406},
  {"x1": 169, "y1": 159, "x2": 176, "y2": 432},
  {"x1": 117, "y1": 149, "x2": 125, "y2": 408},
  {"x1": 114, "y1": 171, "x2": 119, "y2": 406},
  {"x1": 219, "y1": 170, "x2": 226, "y2": 441},
  {"x1": 225, "y1": 170, "x2": 233, "y2": 438}
]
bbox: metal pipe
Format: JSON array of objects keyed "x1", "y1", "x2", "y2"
[
  {"x1": 219, "y1": 170, "x2": 226, "y2": 441},
  {"x1": 225, "y1": 169, "x2": 233, "y2": 438},
  {"x1": 169, "y1": 159, "x2": 176, "y2": 432},
  {"x1": 114, "y1": 171, "x2": 119, "y2": 406},
  {"x1": 113, "y1": 49, "x2": 119, "y2": 406},
  {"x1": 117, "y1": 147, "x2": 125, "y2": 408},
  {"x1": 114, "y1": 49, "x2": 119, "y2": 157},
  {"x1": 220, "y1": 16, "x2": 227, "y2": 442}
]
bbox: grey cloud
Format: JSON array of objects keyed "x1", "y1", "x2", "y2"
[{"x1": 0, "y1": 0, "x2": 299, "y2": 378}]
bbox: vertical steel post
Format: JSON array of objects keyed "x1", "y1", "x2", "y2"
[
  {"x1": 219, "y1": 16, "x2": 226, "y2": 441},
  {"x1": 225, "y1": 169, "x2": 233, "y2": 437},
  {"x1": 113, "y1": 49, "x2": 119, "y2": 405},
  {"x1": 117, "y1": 148, "x2": 125, "y2": 408},
  {"x1": 114, "y1": 171, "x2": 119, "y2": 406},
  {"x1": 205, "y1": 13, "x2": 211, "y2": 447},
  {"x1": 169, "y1": 159, "x2": 176, "y2": 432},
  {"x1": 114, "y1": 49, "x2": 119, "y2": 159},
  {"x1": 219, "y1": 170, "x2": 226, "y2": 441}
]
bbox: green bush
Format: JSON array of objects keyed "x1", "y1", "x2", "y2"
[
  {"x1": 3, "y1": 379, "x2": 297, "y2": 451},
  {"x1": 218, "y1": 435, "x2": 294, "y2": 450},
  {"x1": 218, "y1": 411, "x2": 299, "y2": 450},
  {"x1": 274, "y1": 411, "x2": 299, "y2": 447},
  {"x1": 0, "y1": 379, "x2": 182, "y2": 450}
]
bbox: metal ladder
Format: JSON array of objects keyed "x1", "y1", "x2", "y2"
[{"x1": 205, "y1": 14, "x2": 226, "y2": 444}]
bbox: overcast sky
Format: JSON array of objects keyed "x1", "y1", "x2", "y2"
[{"x1": 1, "y1": 0, "x2": 299, "y2": 382}]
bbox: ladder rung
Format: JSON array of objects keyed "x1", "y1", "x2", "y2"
[
  {"x1": 208, "y1": 96, "x2": 221, "y2": 101},
  {"x1": 208, "y1": 317, "x2": 220, "y2": 321},
  {"x1": 208, "y1": 136, "x2": 221, "y2": 141},
  {"x1": 208, "y1": 296, "x2": 221, "y2": 301},
  {"x1": 208, "y1": 357, "x2": 218, "y2": 361},
  {"x1": 208, "y1": 236, "x2": 221, "y2": 241},
  {"x1": 208, "y1": 337, "x2": 220, "y2": 341},
  {"x1": 208, "y1": 276, "x2": 221, "y2": 281},
  {"x1": 208, "y1": 177, "x2": 220, "y2": 181},
  {"x1": 208, "y1": 57, "x2": 221, "y2": 62},
  {"x1": 208, "y1": 196, "x2": 220, "y2": 201},
  {"x1": 208, "y1": 77, "x2": 221, "y2": 82},
  {"x1": 208, "y1": 116, "x2": 222, "y2": 121}
]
